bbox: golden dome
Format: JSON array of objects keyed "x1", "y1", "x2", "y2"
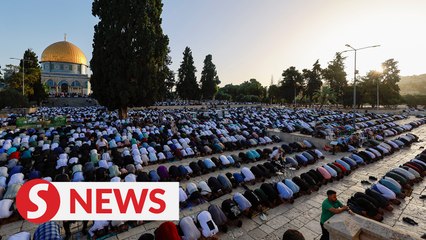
[{"x1": 41, "y1": 41, "x2": 88, "y2": 66}]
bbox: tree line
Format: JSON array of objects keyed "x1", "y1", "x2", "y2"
[{"x1": 1, "y1": 0, "x2": 422, "y2": 114}]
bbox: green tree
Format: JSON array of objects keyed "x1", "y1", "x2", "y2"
[
  {"x1": 91, "y1": 0, "x2": 170, "y2": 118},
  {"x1": 200, "y1": 54, "x2": 220, "y2": 100},
  {"x1": 157, "y1": 49, "x2": 175, "y2": 101},
  {"x1": 0, "y1": 89, "x2": 29, "y2": 109},
  {"x1": 358, "y1": 70, "x2": 382, "y2": 108},
  {"x1": 403, "y1": 94, "x2": 426, "y2": 108},
  {"x1": 303, "y1": 60, "x2": 322, "y2": 103},
  {"x1": 215, "y1": 89, "x2": 232, "y2": 101},
  {"x1": 238, "y1": 78, "x2": 266, "y2": 101},
  {"x1": 322, "y1": 53, "x2": 347, "y2": 105},
  {"x1": 158, "y1": 68, "x2": 175, "y2": 100},
  {"x1": 219, "y1": 84, "x2": 239, "y2": 100},
  {"x1": 8, "y1": 49, "x2": 46, "y2": 105},
  {"x1": 313, "y1": 85, "x2": 336, "y2": 109},
  {"x1": 176, "y1": 47, "x2": 200, "y2": 100},
  {"x1": 217, "y1": 80, "x2": 266, "y2": 102},
  {"x1": 280, "y1": 66, "x2": 304, "y2": 104},
  {"x1": 381, "y1": 58, "x2": 401, "y2": 106},
  {"x1": 268, "y1": 84, "x2": 281, "y2": 103}
]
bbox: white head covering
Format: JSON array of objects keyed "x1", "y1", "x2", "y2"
[
  {"x1": 69, "y1": 157, "x2": 79, "y2": 165},
  {"x1": 111, "y1": 176, "x2": 121, "y2": 182}
]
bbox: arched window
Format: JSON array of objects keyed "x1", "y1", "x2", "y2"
[
  {"x1": 71, "y1": 81, "x2": 81, "y2": 87},
  {"x1": 46, "y1": 79, "x2": 55, "y2": 87},
  {"x1": 58, "y1": 80, "x2": 68, "y2": 86}
]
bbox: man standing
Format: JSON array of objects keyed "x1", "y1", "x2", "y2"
[{"x1": 320, "y1": 190, "x2": 349, "y2": 240}]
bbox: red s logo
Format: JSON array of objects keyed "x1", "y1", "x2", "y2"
[{"x1": 16, "y1": 179, "x2": 60, "y2": 224}]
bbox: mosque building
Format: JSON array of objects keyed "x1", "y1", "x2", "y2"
[{"x1": 40, "y1": 37, "x2": 90, "y2": 96}]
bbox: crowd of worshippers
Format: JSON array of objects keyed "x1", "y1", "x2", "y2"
[
  {"x1": 153, "y1": 100, "x2": 238, "y2": 106},
  {"x1": 0, "y1": 105, "x2": 424, "y2": 239},
  {"x1": 280, "y1": 111, "x2": 407, "y2": 138},
  {"x1": 0, "y1": 105, "x2": 408, "y2": 139},
  {"x1": 322, "y1": 119, "x2": 424, "y2": 154},
  {"x1": 12, "y1": 220, "x2": 307, "y2": 240},
  {"x1": 39, "y1": 134, "x2": 424, "y2": 239},
  {"x1": 347, "y1": 147, "x2": 426, "y2": 222},
  {"x1": 0, "y1": 127, "x2": 422, "y2": 239}
]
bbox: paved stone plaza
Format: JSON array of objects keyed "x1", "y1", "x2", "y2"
[{"x1": 1, "y1": 117, "x2": 425, "y2": 240}]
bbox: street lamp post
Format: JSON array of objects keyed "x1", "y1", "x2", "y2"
[
  {"x1": 294, "y1": 84, "x2": 297, "y2": 106},
  {"x1": 10, "y1": 57, "x2": 33, "y2": 96},
  {"x1": 342, "y1": 44, "x2": 380, "y2": 131},
  {"x1": 377, "y1": 78, "x2": 380, "y2": 110}
]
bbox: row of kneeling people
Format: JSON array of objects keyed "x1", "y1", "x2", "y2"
[{"x1": 347, "y1": 149, "x2": 426, "y2": 222}]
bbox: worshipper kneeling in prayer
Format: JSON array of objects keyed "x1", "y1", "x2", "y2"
[
  {"x1": 33, "y1": 221, "x2": 62, "y2": 240},
  {"x1": 322, "y1": 164, "x2": 340, "y2": 181},
  {"x1": 307, "y1": 169, "x2": 326, "y2": 186},
  {"x1": 241, "y1": 167, "x2": 257, "y2": 185},
  {"x1": 225, "y1": 172, "x2": 239, "y2": 188},
  {"x1": 260, "y1": 182, "x2": 282, "y2": 207},
  {"x1": 378, "y1": 177, "x2": 406, "y2": 199},
  {"x1": 250, "y1": 165, "x2": 267, "y2": 182},
  {"x1": 203, "y1": 158, "x2": 217, "y2": 173},
  {"x1": 198, "y1": 180, "x2": 214, "y2": 201},
  {"x1": 283, "y1": 178, "x2": 301, "y2": 199},
  {"x1": 243, "y1": 188, "x2": 267, "y2": 213},
  {"x1": 208, "y1": 204, "x2": 230, "y2": 233},
  {"x1": 300, "y1": 172, "x2": 320, "y2": 191},
  {"x1": 347, "y1": 194, "x2": 383, "y2": 222},
  {"x1": 179, "y1": 186, "x2": 189, "y2": 208},
  {"x1": 168, "y1": 165, "x2": 182, "y2": 181},
  {"x1": 221, "y1": 199, "x2": 243, "y2": 228},
  {"x1": 197, "y1": 210, "x2": 220, "y2": 238},
  {"x1": 211, "y1": 157, "x2": 223, "y2": 169},
  {"x1": 157, "y1": 165, "x2": 170, "y2": 181},
  {"x1": 365, "y1": 188, "x2": 394, "y2": 212},
  {"x1": 189, "y1": 161, "x2": 202, "y2": 176},
  {"x1": 179, "y1": 216, "x2": 202, "y2": 240},
  {"x1": 276, "y1": 181, "x2": 295, "y2": 203},
  {"x1": 208, "y1": 176, "x2": 226, "y2": 198},
  {"x1": 233, "y1": 192, "x2": 255, "y2": 218},
  {"x1": 292, "y1": 176, "x2": 314, "y2": 195},
  {"x1": 217, "y1": 174, "x2": 233, "y2": 193},
  {"x1": 370, "y1": 183, "x2": 401, "y2": 205},
  {"x1": 88, "y1": 220, "x2": 110, "y2": 239},
  {"x1": 253, "y1": 187, "x2": 275, "y2": 208},
  {"x1": 155, "y1": 221, "x2": 181, "y2": 240},
  {"x1": 186, "y1": 182, "x2": 205, "y2": 205}
]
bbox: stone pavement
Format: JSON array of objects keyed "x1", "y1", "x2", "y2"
[{"x1": 1, "y1": 118, "x2": 425, "y2": 240}]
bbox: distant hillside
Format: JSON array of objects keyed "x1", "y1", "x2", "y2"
[{"x1": 399, "y1": 74, "x2": 426, "y2": 95}]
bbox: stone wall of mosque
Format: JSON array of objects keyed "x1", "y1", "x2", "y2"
[
  {"x1": 41, "y1": 72, "x2": 90, "y2": 96},
  {"x1": 41, "y1": 61, "x2": 88, "y2": 75}
]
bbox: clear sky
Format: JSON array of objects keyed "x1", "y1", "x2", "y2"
[{"x1": 1, "y1": 0, "x2": 425, "y2": 87}]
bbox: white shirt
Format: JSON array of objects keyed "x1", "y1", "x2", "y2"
[
  {"x1": 186, "y1": 182, "x2": 198, "y2": 195},
  {"x1": 241, "y1": 167, "x2": 255, "y2": 181},
  {"x1": 219, "y1": 155, "x2": 230, "y2": 165},
  {"x1": 198, "y1": 181, "x2": 212, "y2": 196},
  {"x1": 179, "y1": 187, "x2": 188, "y2": 202},
  {"x1": 197, "y1": 211, "x2": 219, "y2": 238},
  {"x1": 180, "y1": 216, "x2": 202, "y2": 240}
]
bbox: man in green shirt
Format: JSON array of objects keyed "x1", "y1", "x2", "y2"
[{"x1": 320, "y1": 190, "x2": 349, "y2": 240}]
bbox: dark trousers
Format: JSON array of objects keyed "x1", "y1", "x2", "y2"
[{"x1": 320, "y1": 223, "x2": 329, "y2": 240}]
